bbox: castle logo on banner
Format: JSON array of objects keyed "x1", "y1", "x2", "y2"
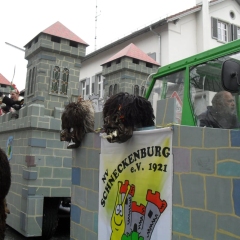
[{"x1": 99, "y1": 128, "x2": 173, "y2": 240}]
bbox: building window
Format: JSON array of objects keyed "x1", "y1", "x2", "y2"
[
  {"x1": 116, "y1": 58, "x2": 121, "y2": 64},
  {"x1": 27, "y1": 69, "x2": 32, "y2": 95},
  {"x1": 91, "y1": 81, "x2": 95, "y2": 95},
  {"x1": 51, "y1": 66, "x2": 69, "y2": 95},
  {"x1": 81, "y1": 80, "x2": 86, "y2": 97},
  {"x1": 141, "y1": 86, "x2": 146, "y2": 96},
  {"x1": 69, "y1": 41, "x2": 78, "y2": 48},
  {"x1": 61, "y1": 68, "x2": 69, "y2": 95},
  {"x1": 212, "y1": 17, "x2": 229, "y2": 42},
  {"x1": 27, "y1": 42, "x2": 31, "y2": 49},
  {"x1": 27, "y1": 67, "x2": 36, "y2": 95},
  {"x1": 218, "y1": 20, "x2": 228, "y2": 42},
  {"x1": 146, "y1": 62, "x2": 153, "y2": 68},
  {"x1": 232, "y1": 24, "x2": 240, "y2": 40},
  {"x1": 109, "y1": 85, "x2": 113, "y2": 97},
  {"x1": 97, "y1": 74, "x2": 103, "y2": 98},
  {"x1": 133, "y1": 58, "x2": 139, "y2": 64},
  {"x1": 51, "y1": 66, "x2": 60, "y2": 93},
  {"x1": 51, "y1": 36, "x2": 61, "y2": 43},
  {"x1": 86, "y1": 84, "x2": 89, "y2": 95},
  {"x1": 230, "y1": 11, "x2": 235, "y2": 19},
  {"x1": 30, "y1": 67, "x2": 35, "y2": 94},
  {"x1": 113, "y1": 84, "x2": 118, "y2": 95},
  {"x1": 134, "y1": 85, "x2": 139, "y2": 96}
]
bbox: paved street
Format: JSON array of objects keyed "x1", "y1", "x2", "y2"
[{"x1": 5, "y1": 215, "x2": 70, "y2": 240}]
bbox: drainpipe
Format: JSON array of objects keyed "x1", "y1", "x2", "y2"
[{"x1": 149, "y1": 26, "x2": 161, "y2": 65}]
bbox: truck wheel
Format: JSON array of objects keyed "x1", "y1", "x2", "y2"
[{"x1": 41, "y1": 197, "x2": 60, "y2": 239}]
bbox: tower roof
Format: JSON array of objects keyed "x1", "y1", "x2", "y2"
[
  {"x1": 24, "y1": 21, "x2": 88, "y2": 47},
  {"x1": 101, "y1": 43, "x2": 160, "y2": 66},
  {"x1": 0, "y1": 73, "x2": 11, "y2": 86}
]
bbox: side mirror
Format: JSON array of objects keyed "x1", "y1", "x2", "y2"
[{"x1": 221, "y1": 59, "x2": 240, "y2": 93}]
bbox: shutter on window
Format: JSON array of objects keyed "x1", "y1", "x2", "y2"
[
  {"x1": 79, "y1": 80, "x2": 86, "y2": 97},
  {"x1": 94, "y1": 76, "x2": 98, "y2": 95},
  {"x1": 86, "y1": 78, "x2": 90, "y2": 85},
  {"x1": 86, "y1": 78, "x2": 90, "y2": 96},
  {"x1": 211, "y1": 17, "x2": 218, "y2": 39},
  {"x1": 49, "y1": 65, "x2": 53, "y2": 94},
  {"x1": 91, "y1": 76, "x2": 95, "y2": 95},
  {"x1": 33, "y1": 66, "x2": 37, "y2": 94},
  {"x1": 232, "y1": 24, "x2": 238, "y2": 40}
]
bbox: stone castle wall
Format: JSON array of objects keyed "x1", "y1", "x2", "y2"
[
  {"x1": 70, "y1": 99, "x2": 240, "y2": 240},
  {"x1": 1, "y1": 104, "x2": 71, "y2": 237}
]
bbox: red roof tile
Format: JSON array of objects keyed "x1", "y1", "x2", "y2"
[
  {"x1": 0, "y1": 73, "x2": 11, "y2": 86},
  {"x1": 102, "y1": 43, "x2": 160, "y2": 66},
  {"x1": 42, "y1": 21, "x2": 88, "y2": 45}
]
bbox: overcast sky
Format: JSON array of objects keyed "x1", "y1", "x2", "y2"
[{"x1": 0, "y1": 0, "x2": 197, "y2": 91}]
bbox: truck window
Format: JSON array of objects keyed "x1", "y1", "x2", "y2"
[
  {"x1": 189, "y1": 51, "x2": 240, "y2": 128},
  {"x1": 148, "y1": 70, "x2": 185, "y2": 124}
]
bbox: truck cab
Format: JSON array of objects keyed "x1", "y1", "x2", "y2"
[{"x1": 146, "y1": 39, "x2": 240, "y2": 129}]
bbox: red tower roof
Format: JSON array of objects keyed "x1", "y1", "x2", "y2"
[
  {"x1": 101, "y1": 43, "x2": 160, "y2": 66},
  {"x1": 42, "y1": 21, "x2": 88, "y2": 45},
  {"x1": 0, "y1": 73, "x2": 11, "y2": 86},
  {"x1": 25, "y1": 21, "x2": 88, "y2": 47}
]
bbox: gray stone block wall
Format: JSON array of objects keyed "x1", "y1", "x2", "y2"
[
  {"x1": 2, "y1": 23, "x2": 87, "y2": 237},
  {"x1": 71, "y1": 132, "x2": 100, "y2": 240},
  {"x1": 24, "y1": 50, "x2": 80, "y2": 114},
  {"x1": 172, "y1": 125, "x2": 240, "y2": 239},
  {"x1": 102, "y1": 56, "x2": 158, "y2": 99},
  {"x1": 71, "y1": 99, "x2": 240, "y2": 239},
  {"x1": 1, "y1": 103, "x2": 71, "y2": 237},
  {"x1": 25, "y1": 34, "x2": 86, "y2": 60}
]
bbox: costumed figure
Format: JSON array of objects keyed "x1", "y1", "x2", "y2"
[
  {"x1": 60, "y1": 96, "x2": 95, "y2": 149},
  {"x1": 103, "y1": 92, "x2": 155, "y2": 143},
  {"x1": 0, "y1": 84, "x2": 24, "y2": 118},
  {"x1": 0, "y1": 148, "x2": 11, "y2": 239}
]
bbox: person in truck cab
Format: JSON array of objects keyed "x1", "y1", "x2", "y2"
[{"x1": 198, "y1": 91, "x2": 240, "y2": 129}]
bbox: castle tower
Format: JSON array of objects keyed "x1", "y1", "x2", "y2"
[
  {"x1": 101, "y1": 43, "x2": 160, "y2": 98},
  {"x1": 24, "y1": 21, "x2": 88, "y2": 115},
  {"x1": 1, "y1": 22, "x2": 88, "y2": 237}
]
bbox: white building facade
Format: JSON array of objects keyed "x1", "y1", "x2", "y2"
[{"x1": 79, "y1": 0, "x2": 240, "y2": 100}]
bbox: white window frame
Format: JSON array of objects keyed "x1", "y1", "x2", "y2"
[
  {"x1": 81, "y1": 80, "x2": 86, "y2": 98},
  {"x1": 97, "y1": 74, "x2": 103, "y2": 98},
  {"x1": 50, "y1": 66, "x2": 69, "y2": 95},
  {"x1": 238, "y1": 26, "x2": 240, "y2": 39},
  {"x1": 217, "y1": 20, "x2": 228, "y2": 42}
]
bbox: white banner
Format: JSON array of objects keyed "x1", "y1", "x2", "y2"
[{"x1": 98, "y1": 128, "x2": 173, "y2": 240}]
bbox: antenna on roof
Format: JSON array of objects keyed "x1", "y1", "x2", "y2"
[{"x1": 95, "y1": 0, "x2": 101, "y2": 51}]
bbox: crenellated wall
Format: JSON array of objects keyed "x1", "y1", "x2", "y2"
[
  {"x1": 1, "y1": 104, "x2": 72, "y2": 237},
  {"x1": 1, "y1": 22, "x2": 88, "y2": 237},
  {"x1": 70, "y1": 99, "x2": 240, "y2": 240}
]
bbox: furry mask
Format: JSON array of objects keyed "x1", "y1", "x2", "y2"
[
  {"x1": 60, "y1": 97, "x2": 94, "y2": 149},
  {"x1": 103, "y1": 92, "x2": 155, "y2": 143}
]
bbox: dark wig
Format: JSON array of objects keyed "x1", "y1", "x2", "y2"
[
  {"x1": 61, "y1": 97, "x2": 94, "y2": 148},
  {"x1": 103, "y1": 92, "x2": 155, "y2": 128}
]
